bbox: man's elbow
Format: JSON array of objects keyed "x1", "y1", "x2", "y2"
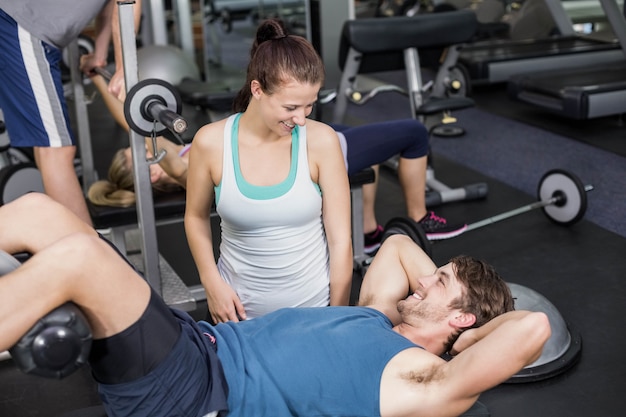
[
  {"x1": 530, "y1": 311, "x2": 552, "y2": 342},
  {"x1": 525, "y1": 311, "x2": 552, "y2": 364}
]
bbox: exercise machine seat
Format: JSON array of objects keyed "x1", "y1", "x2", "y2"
[
  {"x1": 348, "y1": 166, "x2": 376, "y2": 188},
  {"x1": 177, "y1": 78, "x2": 239, "y2": 113},
  {"x1": 338, "y1": 9, "x2": 478, "y2": 74},
  {"x1": 335, "y1": 10, "x2": 477, "y2": 121},
  {"x1": 340, "y1": 9, "x2": 478, "y2": 57}
]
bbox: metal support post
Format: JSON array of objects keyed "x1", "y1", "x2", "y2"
[
  {"x1": 118, "y1": 0, "x2": 162, "y2": 294},
  {"x1": 67, "y1": 40, "x2": 97, "y2": 191}
]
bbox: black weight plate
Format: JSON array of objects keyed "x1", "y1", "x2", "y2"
[{"x1": 381, "y1": 216, "x2": 433, "y2": 257}]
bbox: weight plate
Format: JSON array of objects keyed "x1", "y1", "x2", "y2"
[
  {"x1": 431, "y1": 125, "x2": 465, "y2": 138},
  {"x1": 381, "y1": 217, "x2": 433, "y2": 257},
  {"x1": 446, "y1": 65, "x2": 471, "y2": 98},
  {"x1": 124, "y1": 79, "x2": 182, "y2": 137},
  {"x1": 61, "y1": 34, "x2": 95, "y2": 69},
  {"x1": 537, "y1": 169, "x2": 587, "y2": 226},
  {"x1": 0, "y1": 163, "x2": 44, "y2": 205}
]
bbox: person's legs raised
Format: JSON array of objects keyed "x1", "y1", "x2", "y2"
[
  {"x1": 0, "y1": 193, "x2": 94, "y2": 254},
  {"x1": 0, "y1": 223, "x2": 150, "y2": 353}
]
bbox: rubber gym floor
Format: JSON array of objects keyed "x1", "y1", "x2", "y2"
[{"x1": 2, "y1": 29, "x2": 626, "y2": 417}]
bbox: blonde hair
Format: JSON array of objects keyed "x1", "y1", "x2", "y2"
[{"x1": 88, "y1": 148, "x2": 183, "y2": 207}]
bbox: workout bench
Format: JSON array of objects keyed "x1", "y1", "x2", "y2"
[{"x1": 330, "y1": 10, "x2": 488, "y2": 207}]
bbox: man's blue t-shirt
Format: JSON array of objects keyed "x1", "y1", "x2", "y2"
[{"x1": 200, "y1": 306, "x2": 419, "y2": 417}]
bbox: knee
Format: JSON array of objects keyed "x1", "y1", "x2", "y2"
[
  {"x1": 44, "y1": 234, "x2": 108, "y2": 284},
  {"x1": 398, "y1": 121, "x2": 429, "y2": 158},
  {"x1": 396, "y1": 119, "x2": 428, "y2": 139},
  {"x1": 7, "y1": 193, "x2": 64, "y2": 218},
  {"x1": 42, "y1": 231, "x2": 143, "y2": 296},
  {"x1": 56, "y1": 233, "x2": 104, "y2": 263},
  {"x1": 408, "y1": 119, "x2": 429, "y2": 137},
  {"x1": 7, "y1": 192, "x2": 55, "y2": 212}
]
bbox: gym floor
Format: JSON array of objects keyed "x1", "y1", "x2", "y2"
[{"x1": 2, "y1": 18, "x2": 626, "y2": 417}]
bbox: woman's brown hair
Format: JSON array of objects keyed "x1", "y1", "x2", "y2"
[{"x1": 232, "y1": 18, "x2": 325, "y2": 113}]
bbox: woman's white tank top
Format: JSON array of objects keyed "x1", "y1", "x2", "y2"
[{"x1": 215, "y1": 114, "x2": 330, "y2": 319}]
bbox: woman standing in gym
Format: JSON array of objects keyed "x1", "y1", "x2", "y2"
[
  {"x1": 87, "y1": 19, "x2": 466, "y2": 323},
  {"x1": 184, "y1": 19, "x2": 352, "y2": 323}
]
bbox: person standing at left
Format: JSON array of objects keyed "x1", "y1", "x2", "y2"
[{"x1": 0, "y1": 0, "x2": 141, "y2": 225}]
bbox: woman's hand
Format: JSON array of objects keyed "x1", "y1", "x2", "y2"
[{"x1": 205, "y1": 279, "x2": 247, "y2": 323}]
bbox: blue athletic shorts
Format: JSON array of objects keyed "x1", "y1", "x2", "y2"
[
  {"x1": 94, "y1": 299, "x2": 229, "y2": 417},
  {"x1": 90, "y1": 234, "x2": 229, "y2": 416},
  {"x1": 0, "y1": 9, "x2": 75, "y2": 148}
]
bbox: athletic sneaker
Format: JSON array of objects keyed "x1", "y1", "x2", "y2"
[
  {"x1": 418, "y1": 211, "x2": 467, "y2": 241},
  {"x1": 364, "y1": 224, "x2": 384, "y2": 254}
]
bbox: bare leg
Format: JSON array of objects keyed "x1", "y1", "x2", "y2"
[
  {"x1": 34, "y1": 146, "x2": 93, "y2": 226},
  {"x1": 0, "y1": 193, "x2": 150, "y2": 351},
  {"x1": 0, "y1": 193, "x2": 94, "y2": 254},
  {"x1": 362, "y1": 165, "x2": 380, "y2": 234},
  {"x1": 397, "y1": 155, "x2": 428, "y2": 222},
  {"x1": 0, "y1": 232, "x2": 150, "y2": 352}
]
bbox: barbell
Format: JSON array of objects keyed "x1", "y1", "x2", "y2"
[
  {"x1": 68, "y1": 32, "x2": 190, "y2": 140},
  {"x1": 92, "y1": 67, "x2": 188, "y2": 138},
  {"x1": 379, "y1": 169, "x2": 593, "y2": 254},
  {"x1": 466, "y1": 169, "x2": 592, "y2": 232},
  {"x1": 123, "y1": 78, "x2": 188, "y2": 138}
]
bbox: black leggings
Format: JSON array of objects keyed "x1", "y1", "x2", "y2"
[{"x1": 332, "y1": 119, "x2": 430, "y2": 176}]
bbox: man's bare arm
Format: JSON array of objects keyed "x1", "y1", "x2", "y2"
[
  {"x1": 379, "y1": 311, "x2": 551, "y2": 417},
  {"x1": 358, "y1": 234, "x2": 436, "y2": 324},
  {"x1": 443, "y1": 311, "x2": 550, "y2": 407}
]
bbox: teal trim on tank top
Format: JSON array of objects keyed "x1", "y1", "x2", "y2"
[{"x1": 215, "y1": 113, "x2": 320, "y2": 202}]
